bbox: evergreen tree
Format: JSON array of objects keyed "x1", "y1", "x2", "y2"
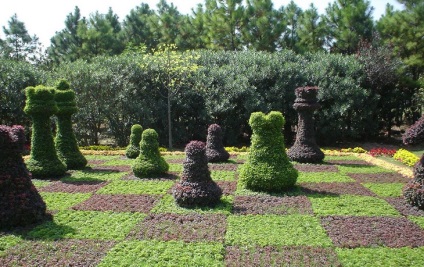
[
  {"x1": 154, "y1": 0, "x2": 184, "y2": 48},
  {"x1": 297, "y1": 4, "x2": 327, "y2": 52},
  {"x1": 278, "y1": 1, "x2": 303, "y2": 52}
]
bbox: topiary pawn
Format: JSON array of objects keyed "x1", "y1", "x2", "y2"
[
  {"x1": 173, "y1": 141, "x2": 222, "y2": 207},
  {"x1": 24, "y1": 85, "x2": 67, "y2": 178},
  {"x1": 54, "y1": 79, "x2": 87, "y2": 169},
  {"x1": 206, "y1": 124, "x2": 230, "y2": 162},
  {"x1": 132, "y1": 128, "x2": 169, "y2": 178},
  {"x1": 126, "y1": 124, "x2": 143, "y2": 158}
]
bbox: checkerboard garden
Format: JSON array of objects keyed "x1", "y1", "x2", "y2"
[{"x1": 1, "y1": 153, "x2": 424, "y2": 267}]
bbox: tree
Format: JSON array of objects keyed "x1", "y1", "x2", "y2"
[
  {"x1": 0, "y1": 14, "x2": 43, "y2": 64},
  {"x1": 324, "y1": 0, "x2": 374, "y2": 54},
  {"x1": 278, "y1": 1, "x2": 303, "y2": 52},
  {"x1": 297, "y1": 4, "x2": 327, "y2": 52}
]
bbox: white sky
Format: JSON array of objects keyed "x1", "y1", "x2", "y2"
[{"x1": 0, "y1": 0, "x2": 404, "y2": 48}]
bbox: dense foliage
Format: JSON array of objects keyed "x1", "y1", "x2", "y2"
[
  {"x1": 239, "y1": 111, "x2": 298, "y2": 192},
  {"x1": 125, "y1": 124, "x2": 143, "y2": 158},
  {"x1": 0, "y1": 125, "x2": 49, "y2": 228},
  {"x1": 403, "y1": 115, "x2": 424, "y2": 145},
  {"x1": 206, "y1": 124, "x2": 230, "y2": 163},
  {"x1": 173, "y1": 140, "x2": 222, "y2": 207}
]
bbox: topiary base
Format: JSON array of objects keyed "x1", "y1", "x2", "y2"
[
  {"x1": 288, "y1": 144, "x2": 325, "y2": 163},
  {"x1": 132, "y1": 157, "x2": 169, "y2": 178},
  {"x1": 26, "y1": 159, "x2": 67, "y2": 179},
  {"x1": 173, "y1": 180, "x2": 222, "y2": 207},
  {"x1": 403, "y1": 181, "x2": 424, "y2": 210}
]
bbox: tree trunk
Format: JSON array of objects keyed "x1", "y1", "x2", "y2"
[{"x1": 168, "y1": 95, "x2": 173, "y2": 150}]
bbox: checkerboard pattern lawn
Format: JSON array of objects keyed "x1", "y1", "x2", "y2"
[{"x1": 1, "y1": 153, "x2": 423, "y2": 266}]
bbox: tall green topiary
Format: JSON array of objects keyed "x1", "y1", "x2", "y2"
[
  {"x1": 24, "y1": 85, "x2": 67, "y2": 178},
  {"x1": 126, "y1": 124, "x2": 143, "y2": 158},
  {"x1": 239, "y1": 111, "x2": 298, "y2": 192},
  {"x1": 54, "y1": 79, "x2": 87, "y2": 169},
  {"x1": 132, "y1": 128, "x2": 169, "y2": 178}
]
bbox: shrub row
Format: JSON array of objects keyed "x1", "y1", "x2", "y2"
[{"x1": 393, "y1": 149, "x2": 420, "y2": 167}]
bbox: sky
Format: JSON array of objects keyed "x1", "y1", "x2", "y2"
[{"x1": 0, "y1": 0, "x2": 404, "y2": 49}]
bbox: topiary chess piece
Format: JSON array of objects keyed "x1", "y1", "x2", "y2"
[
  {"x1": 206, "y1": 124, "x2": 230, "y2": 162},
  {"x1": 173, "y1": 141, "x2": 222, "y2": 207},
  {"x1": 54, "y1": 79, "x2": 87, "y2": 169},
  {"x1": 24, "y1": 85, "x2": 67, "y2": 178},
  {"x1": 239, "y1": 111, "x2": 298, "y2": 192},
  {"x1": 288, "y1": 86, "x2": 324, "y2": 163},
  {"x1": 132, "y1": 128, "x2": 169, "y2": 178},
  {"x1": 126, "y1": 124, "x2": 143, "y2": 159},
  {"x1": 0, "y1": 125, "x2": 51, "y2": 228}
]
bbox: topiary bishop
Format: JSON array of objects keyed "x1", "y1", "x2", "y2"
[
  {"x1": 126, "y1": 124, "x2": 143, "y2": 159},
  {"x1": 206, "y1": 124, "x2": 230, "y2": 162}
]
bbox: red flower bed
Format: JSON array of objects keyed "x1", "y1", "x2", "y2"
[{"x1": 369, "y1": 147, "x2": 397, "y2": 157}]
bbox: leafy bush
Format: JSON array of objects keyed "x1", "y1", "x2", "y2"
[
  {"x1": 206, "y1": 124, "x2": 230, "y2": 162},
  {"x1": 54, "y1": 79, "x2": 87, "y2": 169},
  {"x1": 24, "y1": 86, "x2": 67, "y2": 178},
  {"x1": 132, "y1": 129, "x2": 169, "y2": 178},
  {"x1": 125, "y1": 124, "x2": 143, "y2": 158},
  {"x1": 369, "y1": 147, "x2": 397, "y2": 157},
  {"x1": 403, "y1": 115, "x2": 424, "y2": 145},
  {"x1": 0, "y1": 125, "x2": 50, "y2": 228},
  {"x1": 173, "y1": 141, "x2": 223, "y2": 207},
  {"x1": 393, "y1": 149, "x2": 420, "y2": 167},
  {"x1": 224, "y1": 146, "x2": 249, "y2": 152},
  {"x1": 239, "y1": 111, "x2": 298, "y2": 192},
  {"x1": 340, "y1": 147, "x2": 367, "y2": 153}
]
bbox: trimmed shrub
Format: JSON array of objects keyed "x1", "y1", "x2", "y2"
[
  {"x1": 54, "y1": 79, "x2": 87, "y2": 169},
  {"x1": 288, "y1": 87, "x2": 324, "y2": 163},
  {"x1": 206, "y1": 124, "x2": 230, "y2": 162},
  {"x1": 132, "y1": 129, "x2": 169, "y2": 178},
  {"x1": 24, "y1": 86, "x2": 67, "y2": 178},
  {"x1": 126, "y1": 124, "x2": 143, "y2": 159},
  {"x1": 393, "y1": 149, "x2": 419, "y2": 167},
  {"x1": 403, "y1": 156, "x2": 424, "y2": 209},
  {"x1": 0, "y1": 125, "x2": 50, "y2": 228},
  {"x1": 173, "y1": 141, "x2": 222, "y2": 207},
  {"x1": 403, "y1": 115, "x2": 424, "y2": 145},
  {"x1": 239, "y1": 111, "x2": 298, "y2": 192}
]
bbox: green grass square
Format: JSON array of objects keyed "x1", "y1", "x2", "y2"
[
  {"x1": 309, "y1": 195, "x2": 400, "y2": 216},
  {"x1": 98, "y1": 240, "x2": 224, "y2": 267},
  {"x1": 336, "y1": 247, "x2": 424, "y2": 267},
  {"x1": 39, "y1": 192, "x2": 92, "y2": 211},
  {"x1": 96, "y1": 180, "x2": 174, "y2": 195},
  {"x1": 150, "y1": 194, "x2": 233, "y2": 215},
  {"x1": 0, "y1": 235, "x2": 22, "y2": 257},
  {"x1": 27, "y1": 210, "x2": 145, "y2": 240},
  {"x1": 324, "y1": 155, "x2": 362, "y2": 161},
  {"x1": 102, "y1": 159, "x2": 133, "y2": 166},
  {"x1": 31, "y1": 179, "x2": 52, "y2": 189},
  {"x1": 409, "y1": 216, "x2": 424, "y2": 229},
  {"x1": 63, "y1": 169, "x2": 127, "y2": 182},
  {"x1": 163, "y1": 154, "x2": 186, "y2": 160},
  {"x1": 225, "y1": 214, "x2": 332, "y2": 247},
  {"x1": 84, "y1": 155, "x2": 120, "y2": 160},
  {"x1": 211, "y1": 171, "x2": 236, "y2": 181},
  {"x1": 362, "y1": 183, "x2": 405, "y2": 197},
  {"x1": 168, "y1": 164, "x2": 183, "y2": 172},
  {"x1": 338, "y1": 165, "x2": 394, "y2": 174},
  {"x1": 298, "y1": 172, "x2": 355, "y2": 183}
]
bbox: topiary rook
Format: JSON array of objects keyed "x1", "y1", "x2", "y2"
[
  {"x1": 24, "y1": 85, "x2": 67, "y2": 178},
  {"x1": 239, "y1": 111, "x2": 298, "y2": 192},
  {"x1": 173, "y1": 140, "x2": 222, "y2": 207},
  {"x1": 0, "y1": 125, "x2": 50, "y2": 228},
  {"x1": 126, "y1": 124, "x2": 143, "y2": 159},
  {"x1": 54, "y1": 79, "x2": 87, "y2": 169},
  {"x1": 206, "y1": 123, "x2": 230, "y2": 162},
  {"x1": 132, "y1": 128, "x2": 169, "y2": 178}
]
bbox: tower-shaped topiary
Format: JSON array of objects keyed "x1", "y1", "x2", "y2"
[
  {"x1": 288, "y1": 86, "x2": 325, "y2": 163},
  {"x1": 0, "y1": 125, "x2": 50, "y2": 228},
  {"x1": 206, "y1": 124, "x2": 230, "y2": 162},
  {"x1": 54, "y1": 79, "x2": 87, "y2": 169},
  {"x1": 126, "y1": 124, "x2": 143, "y2": 158},
  {"x1": 173, "y1": 141, "x2": 222, "y2": 207},
  {"x1": 24, "y1": 85, "x2": 67, "y2": 178},
  {"x1": 132, "y1": 128, "x2": 169, "y2": 178},
  {"x1": 239, "y1": 111, "x2": 298, "y2": 192}
]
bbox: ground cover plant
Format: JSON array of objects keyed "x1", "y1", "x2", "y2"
[{"x1": 1, "y1": 151, "x2": 424, "y2": 266}]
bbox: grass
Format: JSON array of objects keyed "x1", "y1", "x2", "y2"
[{"x1": 2, "y1": 152, "x2": 424, "y2": 266}]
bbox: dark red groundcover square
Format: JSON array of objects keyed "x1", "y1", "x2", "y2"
[
  {"x1": 72, "y1": 194, "x2": 161, "y2": 213},
  {"x1": 128, "y1": 213, "x2": 227, "y2": 242},
  {"x1": 321, "y1": 216, "x2": 424, "y2": 248},
  {"x1": 216, "y1": 181, "x2": 237, "y2": 195},
  {"x1": 233, "y1": 195, "x2": 313, "y2": 215},
  {"x1": 299, "y1": 182, "x2": 376, "y2": 196},
  {"x1": 294, "y1": 164, "x2": 338, "y2": 172},
  {"x1": 385, "y1": 197, "x2": 424, "y2": 216},
  {"x1": 348, "y1": 173, "x2": 410, "y2": 183},
  {"x1": 39, "y1": 181, "x2": 108, "y2": 193}
]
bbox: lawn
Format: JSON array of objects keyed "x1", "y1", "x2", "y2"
[{"x1": 1, "y1": 153, "x2": 424, "y2": 266}]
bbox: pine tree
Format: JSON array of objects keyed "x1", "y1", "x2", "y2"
[{"x1": 297, "y1": 4, "x2": 327, "y2": 52}]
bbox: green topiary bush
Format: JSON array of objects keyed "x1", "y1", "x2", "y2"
[
  {"x1": 24, "y1": 85, "x2": 67, "y2": 178},
  {"x1": 132, "y1": 129, "x2": 169, "y2": 178},
  {"x1": 126, "y1": 124, "x2": 143, "y2": 159},
  {"x1": 239, "y1": 111, "x2": 298, "y2": 192},
  {"x1": 54, "y1": 79, "x2": 87, "y2": 169}
]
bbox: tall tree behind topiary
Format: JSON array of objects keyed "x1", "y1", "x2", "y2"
[
  {"x1": 239, "y1": 111, "x2": 298, "y2": 192},
  {"x1": 132, "y1": 128, "x2": 169, "y2": 178},
  {"x1": 126, "y1": 124, "x2": 143, "y2": 158},
  {"x1": 402, "y1": 116, "x2": 424, "y2": 209},
  {"x1": 288, "y1": 86, "x2": 324, "y2": 163},
  {"x1": 206, "y1": 124, "x2": 230, "y2": 162},
  {"x1": 24, "y1": 85, "x2": 67, "y2": 178},
  {"x1": 173, "y1": 141, "x2": 222, "y2": 207},
  {"x1": 0, "y1": 125, "x2": 51, "y2": 228},
  {"x1": 54, "y1": 79, "x2": 87, "y2": 169}
]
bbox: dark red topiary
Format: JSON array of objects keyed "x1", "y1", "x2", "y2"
[
  {"x1": 0, "y1": 125, "x2": 50, "y2": 229},
  {"x1": 288, "y1": 86, "x2": 324, "y2": 163},
  {"x1": 173, "y1": 141, "x2": 222, "y2": 207},
  {"x1": 206, "y1": 124, "x2": 230, "y2": 162},
  {"x1": 403, "y1": 115, "x2": 424, "y2": 145}
]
